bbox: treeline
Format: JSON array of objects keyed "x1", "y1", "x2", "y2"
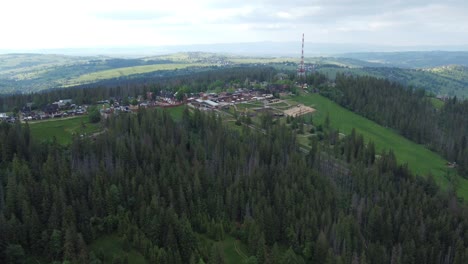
[
  {"x1": 1, "y1": 107, "x2": 468, "y2": 263},
  {"x1": 322, "y1": 74, "x2": 468, "y2": 178},
  {"x1": 0, "y1": 66, "x2": 277, "y2": 112}
]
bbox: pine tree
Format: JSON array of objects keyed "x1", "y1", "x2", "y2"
[{"x1": 49, "y1": 229, "x2": 62, "y2": 260}]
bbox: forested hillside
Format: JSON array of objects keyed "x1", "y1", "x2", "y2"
[
  {"x1": 316, "y1": 66, "x2": 468, "y2": 98},
  {"x1": 339, "y1": 51, "x2": 468, "y2": 68},
  {"x1": 1, "y1": 104, "x2": 468, "y2": 263},
  {"x1": 321, "y1": 74, "x2": 468, "y2": 178}
]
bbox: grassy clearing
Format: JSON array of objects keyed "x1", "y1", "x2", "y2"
[
  {"x1": 289, "y1": 93, "x2": 468, "y2": 199},
  {"x1": 221, "y1": 236, "x2": 249, "y2": 263},
  {"x1": 430, "y1": 97, "x2": 445, "y2": 109},
  {"x1": 66, "y1": 63, "x2": 211, "y2": 86},
  {"x1": 90, "y1": 234, "x2": 147, "y2": 264},
  {"x1": 164, "y1": 105, "x2": 186, "y2": 121},
  {"x1": 197, "y1": 234, "x2": 249, "y2": 264},
  {"x1": 29, "y1": 116, "x2": 100, "y2": 145}
]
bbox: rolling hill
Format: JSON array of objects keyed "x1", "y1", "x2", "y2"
[
  {"x1": 316, "y1": 65, "x2": 468, "y2": 98},
  {"x1": 1, "y1": 52, "x2": 468, "y2": 98}
]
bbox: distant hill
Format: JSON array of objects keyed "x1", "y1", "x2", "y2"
[
  {"x1": 1, "y1": 52, "x2": 467, "y2": 98},
  {"x1": 339, "y1": 51, "x2": 468, "y2": 68},
  {"x1": 316, "y1": 65, "x2": 468, "y2": 98},
  {"x1": 0, "y1": 54, "x2": 188, "y2": 93}
]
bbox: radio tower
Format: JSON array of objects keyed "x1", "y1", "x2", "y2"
[{"x1": 297, "y1": 33, "x2": 306, "y2": 88}]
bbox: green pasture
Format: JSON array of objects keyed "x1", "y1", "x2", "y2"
[{"x1": 29, "y1": 116, "x2": 100, "y2": 145}]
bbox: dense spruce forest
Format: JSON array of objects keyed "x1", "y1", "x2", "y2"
[
  {"x1": 321, "y1": 74, "x2": 468, "y2": 178},
  {"x1": 1, "y1": 104, "x2": 468, "y2": 263}
]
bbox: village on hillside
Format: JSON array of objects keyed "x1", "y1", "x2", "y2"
[{"x1": 0, "y1": 79, "x2": 318, "y2": 124}]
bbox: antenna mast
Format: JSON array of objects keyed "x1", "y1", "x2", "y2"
[{"x1": 297, "y1": 33, "x2": 306, "y2": 87}]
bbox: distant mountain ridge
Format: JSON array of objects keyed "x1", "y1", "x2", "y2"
[{"x1": 2, "y1": 42, "x2": 468, "y2": 57}]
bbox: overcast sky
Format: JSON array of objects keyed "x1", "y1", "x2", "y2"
[{"x1": 1, "y1": 0, "x2": 468, "y2": 50}]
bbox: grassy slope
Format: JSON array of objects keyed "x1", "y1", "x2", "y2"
[
  {"x1": 90, "y1": 234, "x2": 147, "y2": 264},
  {"x1": 29, "y1": 116, "x2": 100, "y2": 145},
  {"x1": 289, "y1": 93, "x2": 468, "y2": 199},
  {"x1": 220, "y1": 236, "x2": 249, "y2": 263}
]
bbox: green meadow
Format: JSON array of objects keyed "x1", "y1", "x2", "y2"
[
  {"x1": 29, "y1": 116, "x2": 100, "y2": 145},
  {"x1": 164, "y1": 105, "x2": 186, "y2": 121},
  {"x1": 289, "y1": 93, "x2": 468, "y2": 199}
]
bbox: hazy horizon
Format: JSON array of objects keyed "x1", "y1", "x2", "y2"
[{"x1": 2, "y1": 42, "x2": 468, "y2": 57}]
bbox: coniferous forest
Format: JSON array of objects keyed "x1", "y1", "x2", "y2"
[
  {"x1": 0, "y1": 66, "x2": 468, "y2": 263},
  {"x1": 322, "y1": 74, "x2": 468, "y2": 178},
  {"x1": 1, "y1": 102, "x2": 468, "y2": 263}
]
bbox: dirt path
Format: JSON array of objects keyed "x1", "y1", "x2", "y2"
[{"x1": 234, "y1": 240, "x2": 248, "y2": 260}]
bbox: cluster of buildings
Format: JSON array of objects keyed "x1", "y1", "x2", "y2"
[
  {"x1": 188, "y1": 89, "x2": 276, "y2": 110},
  {"x1": 0, "y1": 113, "x2": 15, "y2": 123},
  {"x1": 20, "y1": 99, "x2": 87, "y2": 121},
  {"x1": 0, "y1": 99, "x2": 89, "y2": 123},
  {"x1": 98, "y1": 87, "x2": 282, "y2": 118},
  {"x1": 100, "y1": 91, "x2": 185, "y2": 117}
]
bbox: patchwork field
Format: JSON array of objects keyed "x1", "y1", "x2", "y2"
[{"x1": 64, "y1": 63, "x2": 212, "y2": 86}]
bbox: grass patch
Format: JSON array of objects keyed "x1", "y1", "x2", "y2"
[
  {"x1": 238, "y1": 102, "x2": 264, "y2": 109},
  {"x1": 430, "y1": 97, "x2": 445, "y2": 110},
  {"x1": 221, "y1": 236, "x2": 249, "y2": 263},
  {"x1": 197, "y1": 234, "x2": 249, "y2": 264},
  {"x1": 269, "y1": 101, "x2": 290, "y2": 109},
  {"x1": 163, "y1": 105, "x2": 186, "y2": 121},
  {"x1": 290, "y1": 93, "x2": 468, "y2": 199},
  {"x1": 29, "y1": 116, "x2": 100, "y2": 145},
  {"x1": 90, "y1": 234, "x2": 147, "y2": 264}
]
